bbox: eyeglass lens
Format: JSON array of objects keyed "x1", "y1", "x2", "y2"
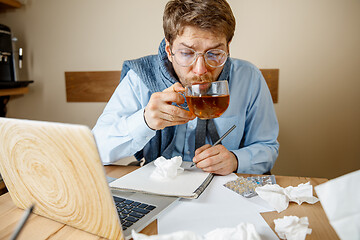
[{"x1": 173, "y1": 49, "x2": 227, "y2": 67}]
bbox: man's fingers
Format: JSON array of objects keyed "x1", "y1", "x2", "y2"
[
  {"x1": 193, "y1": 145, "x2": 238, "y2": 175},
  {"x1": 157, "y1": 91, "x2": 186, "y2": 105},
  {"x1": 163, "y1": 83, "x2": 186, "y2": 104},
  {"x1": 194, "y1": 144, "x2": 212, "y2": 156},
  {"x1": 202, "y1": 160, "x2": 224, "y2": 173},
  {"x1": 163, "y1": 82, "x2": 185, "y2": 93},
  {"x1": 145, "y1": 103, "x2": 194, "y2": 130},
  {"x1": 161, "y1": 104, "x2": 193, "y2": 120},
  {"x1": 195, "y1": 144, "x2": 218, "y2": 159},
  {"x1": 144, "y1": 83, "x2": 194, "y2": 130}
]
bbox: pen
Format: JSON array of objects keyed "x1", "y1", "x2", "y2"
[
  {"x1": 191, "y1": 124, "x2": 236, "y2": 168},
  {"x1": 9, "y1": 204, "x2": 35, "y2": 240}
]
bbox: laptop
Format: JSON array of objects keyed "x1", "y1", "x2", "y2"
[{"x1": 0, "y1": 117, "x2": 178, "y2": 240}]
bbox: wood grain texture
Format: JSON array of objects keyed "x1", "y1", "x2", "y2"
[
  {"x1": 0, "y1": 166, "x2": 339, "y2": 239},
  {"x1": 105, "y1": 167, "x2": 338, "y2": 239},
  {"x1": 0, "y1": 118, "x2": 123, "y2": 240},
  {"x1": 260, "y1": 69, "x2": 279, "y2": 103},
  {"x1": 0, "y1": 188, "x2": 67, "y2": 240},
  {"x1": 65, "y1": 71, "x2": 121, "y2": 102},
  {"x1": 261, "y1": 176, "x2": 339, "y2": 240},
  {"x1": 65, "y1": 69, "x2": 279, "y2": 103},
  {"x1": 242, "y1": 174, "x2": 339, "y2": 240},
  {"x1": 0, "y1": 87, "x2": 28, "y2": 97}
]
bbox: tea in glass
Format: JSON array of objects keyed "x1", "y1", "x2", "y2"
[{"x1": 185, "y1": 80, "x2": 229, "y2": 119}]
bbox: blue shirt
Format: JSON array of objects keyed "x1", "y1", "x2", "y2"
[{"x1": 93, "y1": 58, "x2": 279, "y2": 174}]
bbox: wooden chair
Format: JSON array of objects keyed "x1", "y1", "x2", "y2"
[
  {"x1": 65, "y1": 69, "x2": 278, "y2": 166},
  {"x1": 65, "y1": 69, "x2": 279, "y2": 103}
]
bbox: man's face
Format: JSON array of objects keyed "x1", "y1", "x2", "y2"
[{"x1": 165, "y1": 26, "x2": 229, "y2": 87}]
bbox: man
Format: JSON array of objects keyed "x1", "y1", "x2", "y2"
[{"x1": 93, "y1": 0, "x2": 279, "y2": 175}]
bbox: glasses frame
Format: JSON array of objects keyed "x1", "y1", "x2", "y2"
[{"x1": 170, "y1": 46, "x2": 228, "y2": 68}]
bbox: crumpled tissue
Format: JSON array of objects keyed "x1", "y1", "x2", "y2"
[
  {"x1": 131, "y1": 222, "x2": 261, "y2": 240},
  {"x1": 315, "y1": 169, "x2": 360, "y2": 240},
  {"x1": 274, "y1": 216, "x2": 312, "y2": 240},
  {"x1": 150, "y1": 156, "x2": 184, "y2": 181},
  {"x1": 255, "y1": 182, "x2": 318, "y2": 212}
]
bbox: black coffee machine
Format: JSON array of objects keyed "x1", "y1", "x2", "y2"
[
  {"x1": 0, "y1": 24, "x2": 18, "y2": 83},
  {"x1": 0, "y1": 23, "x2": 32, "y2": 88},
  {"x1": 0, "y1": 24, "x2": 33, "y2": 117}
]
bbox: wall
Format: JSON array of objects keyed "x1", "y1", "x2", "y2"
[{"x1": 1, "y1": 0, "x2": 359, "y2": 179}]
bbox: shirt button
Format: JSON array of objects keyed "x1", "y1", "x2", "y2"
[{"x1": 186, "y1": 151, "x2": 190, "y2": 154}]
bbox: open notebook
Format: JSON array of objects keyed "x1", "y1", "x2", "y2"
[{"x1": 110, "y1": 161, "x2": 214, "y2": 199}]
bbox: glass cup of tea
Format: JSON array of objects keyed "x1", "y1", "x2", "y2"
[{"x1": 185, "y1": 80, "x2": 230, "y2": 119}]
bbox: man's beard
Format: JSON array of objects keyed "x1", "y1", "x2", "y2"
[{"x1": 182, "y1": 74, "x2": 214, "y2": 86}]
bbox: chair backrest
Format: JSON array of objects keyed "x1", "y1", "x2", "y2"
[
  {"x1": 65, "y1": 71, "x2": 121, "y2": 102},
  {"x1": 65, "y1": 69, "x2": 278, "y2": 103},
  {"x1": 260, "y1": 69, "x2": 279, "y2": 103}
]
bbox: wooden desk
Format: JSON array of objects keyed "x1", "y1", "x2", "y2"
[
  {"x1": 0, "y1": 87, "x2": 31, "y2": 192},
  {"x1": 0, "y1": 166, "x2": 339, "y2": 239},
  {"x1": 0, "y1": 87, "x2": 29, "y2": 117}
]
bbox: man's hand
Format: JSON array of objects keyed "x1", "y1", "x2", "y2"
[
  {"x1": 192, "y1": 144, "x2": 238, "y2": 175},
  {"x1": 144, "y1": 83, "x2": 195, "y2": 130}
]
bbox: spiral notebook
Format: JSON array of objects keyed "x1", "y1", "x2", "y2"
[{"x1": 110, "y1": 161, "x2": 214, "y2": 199}]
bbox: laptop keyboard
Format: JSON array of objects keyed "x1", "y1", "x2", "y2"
[{"x1": 113, "y1": 196, "x2": 157, "y2": 230}]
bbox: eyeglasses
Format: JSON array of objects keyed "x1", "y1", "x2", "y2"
[{"x1": 170, "y1": 47, "x2": 228, "y2": 68}]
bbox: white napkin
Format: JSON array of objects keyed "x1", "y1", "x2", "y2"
[
  {"x1": 255, "y1": 182, "x2": 318, "y2": 212},
  {"x1": 150, "y1": 156, "x2": 184, "y2": 181},
  {"x1": 131, "y1": 223, "x2": 261, "y2": 240},
  {"x1": 274, "y1": 216, "x2": 312, "y2": 240},
  {"x1": 315, "y1": 169, "x2": 360, "y2": 240},
  {"x1": 204, "y1": 223, "x2": 261, "y2": 240}
]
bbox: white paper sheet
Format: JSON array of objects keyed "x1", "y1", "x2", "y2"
[
  {"x1": 315, "y1": 170, "x2": 360, "y2": 240},
  {"x1": 158, "y1": 174, "x2": 278, "y2": 240}
]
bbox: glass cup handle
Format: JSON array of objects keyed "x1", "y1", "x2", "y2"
[{"x1": 175, "y1": 91, "x2": 189, "y2": 110}]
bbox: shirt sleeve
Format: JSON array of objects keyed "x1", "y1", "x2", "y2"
[
  {"x1": 92, "y1": 70, "x2": 156, "y2": 164},
  {"x1": 231, "y1": 68, "x2": 279, "y2": 174}
]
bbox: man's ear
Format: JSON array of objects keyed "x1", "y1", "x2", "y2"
[
  {"x1": 227, "y1": 40, "x2": 231, "y2": 55},
  {"x1": 165, "y1": 39, "x2": 173, "y2": 63}
]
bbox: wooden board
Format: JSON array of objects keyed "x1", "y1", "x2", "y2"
[
  {"x1": 260, "y1": 69, "x2": 279, "y2": 103},
  {"x1": 0, "y1": 0, "x2": 21, "y2": 8},
  {"x1": 65, "y1": 69, "x2": 279, "y2": 103},
  {"x1": 0, "y1": 87, "x2": 28, "y2": 97},
  {"x1": 0, "y1": 166, "x2": 340, "y2": 239},
  {"x1": 65, "y1": 71, "x2": 121, "y2": 102},
  {"x1": 260, "y1": 175, "x2": 339, "y2": 239},
  {"x1": 0, "y1": 118, "x2": 123, "y2": 240},
  {"x1": 107, "y1": 167, "x2": 339, "y2": 239}
]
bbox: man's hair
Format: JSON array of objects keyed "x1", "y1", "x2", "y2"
[{"x1": 163, "y1": 0, "x2": 236, "y2": 45}]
